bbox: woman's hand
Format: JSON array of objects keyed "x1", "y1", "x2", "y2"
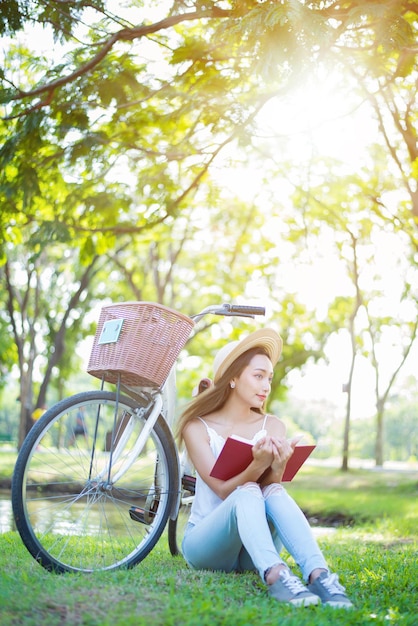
[
  {"x1": 252, "y1": 436, "x2": 274, "y2": 469},
  {"x1": 257, "y1": 436, "x2": 296, "y2": 485},
  {"x1": 271, "y1": 436, "x2": 295, "y2": 473}
]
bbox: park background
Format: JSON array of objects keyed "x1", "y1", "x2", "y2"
[{"x1": 0, "y1": 2, "x2": 417, "y2": 625}]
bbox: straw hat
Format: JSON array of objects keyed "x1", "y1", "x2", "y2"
[{"x1": 213, "y1": 328, "x2": 282, "y2": 383}]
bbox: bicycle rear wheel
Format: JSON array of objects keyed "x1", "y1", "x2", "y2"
[
  {"x1": 12, "y1": 390, "x2": 179, "y2": 573},
  {"x1": 168, "y1": 474, "x2": 195, "y2": 556}
]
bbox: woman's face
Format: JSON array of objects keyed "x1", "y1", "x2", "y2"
[{"x1": 232, "y1": 353, "x2": 274, "y2": 408}]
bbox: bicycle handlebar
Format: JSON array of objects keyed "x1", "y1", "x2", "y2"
[
  {"x1": 225, "y1": 304, "x2": 265, "y2": 316},
  {"x1": 191, "y1": 303, "x2": 266, "y2": 321}
]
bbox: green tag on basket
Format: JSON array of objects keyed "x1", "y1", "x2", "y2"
[{"x1": 98, "y1": 318, "x2": 124, "y2": 345}]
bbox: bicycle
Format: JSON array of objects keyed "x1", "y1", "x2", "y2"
[{"x1": 12, "y1": 301, "x2": 265, "y2": 573}]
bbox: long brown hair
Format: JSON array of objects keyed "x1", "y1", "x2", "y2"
[{"x1": 176, "y1": 346, "x2": 270, "y2": 444}]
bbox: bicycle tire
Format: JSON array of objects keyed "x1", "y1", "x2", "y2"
[
  {"x1": 168, "y1": 502, "x2": 192, "y2": 556},
  {"x1": 168, "y1": 474, "x2": 195, "y2": 556},
  {"x1": 12, "y1": 390, "x2": 179, "y2": 573}
]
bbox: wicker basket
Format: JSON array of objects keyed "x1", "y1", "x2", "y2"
[{"x1": 87, "y1": 302, "x2": 194, "y2": 388}]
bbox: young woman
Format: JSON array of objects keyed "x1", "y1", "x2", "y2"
[{"x1": 176, "y1": 329, "x2": 353, "y2": 608}]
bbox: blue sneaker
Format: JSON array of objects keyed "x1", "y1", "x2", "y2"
[
  {"x1": 308, "y1": 571, "x2": 353, "y2": 608},
  {"x1": 268, "y1": 569, "x2": 320, "y2": 607}
]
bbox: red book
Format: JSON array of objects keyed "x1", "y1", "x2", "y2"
[{"x1": 209, "y1": 435, "x2": 316, "y2": 482}]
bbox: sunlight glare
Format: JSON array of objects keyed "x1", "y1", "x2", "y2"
[{"x1": 257, "y1": 74, "x2": 378, "y2": 166}]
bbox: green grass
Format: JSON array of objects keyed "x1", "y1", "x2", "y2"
[
  {"x1": 1, "y1": 464, "x2": 417, "y2": 625},
  {"x1": 286, "y1": 465, "x2": 418, "y2": 536}
]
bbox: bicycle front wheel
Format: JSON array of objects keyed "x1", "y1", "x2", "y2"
[{"x1": 12, "y1": 390, "x2": 179, "y2": 573}]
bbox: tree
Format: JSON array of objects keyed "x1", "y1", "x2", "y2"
[
  {"x1": 283, "y1": 155, "x2": 418, "y2": 468},
  {"x1": 103, "y1": 190, "x2": 331, "y2": 403},
  {"x1": 364, "y1": 295, "x2": 418, "y2": 466},
  {"x1": 1, "y1": 238, "x2": 103, "y2": 445},
  {"x1": 338, "y1": 2, "x2": 418, "y2": 240},
  {"x1": 1, "y1": 0, "x2": 418, "y2": 452},
  {"x1": 384, "y1": 384, "x2": 418, "y2": 461},
  {"x1": 1, "y1": 2, "x2": 416, "y2": 115}
]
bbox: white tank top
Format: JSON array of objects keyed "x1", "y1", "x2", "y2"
[{"x1": 187, "y1": 415, "x2": 268, "y2": 526}]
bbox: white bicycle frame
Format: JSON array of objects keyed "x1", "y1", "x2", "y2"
[
  {"x1": 91, "y1": 368, "x2": 179, "y2": 489},
  {"x1": 91, "y1": 304, "x2": 262, "y2": 505}
]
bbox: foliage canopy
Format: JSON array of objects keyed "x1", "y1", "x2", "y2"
[{"x1": 1, "y1": 1, "x2": 418, "y2": 463}]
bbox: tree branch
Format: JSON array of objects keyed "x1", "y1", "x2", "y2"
[{"x1": 4, "y1": 7, "x2": 233, "y2": 116}]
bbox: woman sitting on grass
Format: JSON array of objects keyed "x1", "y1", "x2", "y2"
[{"x1": 176, "y1": 329, "x2": 353, "y2": 608}]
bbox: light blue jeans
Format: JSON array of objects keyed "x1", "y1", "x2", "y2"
[{"x1": 182, "y1": 482, "x2": 328, "y2": 582}]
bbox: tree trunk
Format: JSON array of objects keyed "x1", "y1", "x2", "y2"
[
  {"x1": 18, "y1": 372, "x2": 34, "y2": 448},
  {"x1": 341, "y1": 360, "x2": 355, "y2": 472},
  {"x1": 375, "y1": 402, "x2": 385, "y2": 467}
]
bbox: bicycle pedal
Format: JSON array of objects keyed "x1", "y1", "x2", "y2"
[
  {"x1": 129, "y1": 506, "x2": 155, "y2": 525},
  {"x1": 182, "y1": 474, "x2": 196, "y2": 494}
]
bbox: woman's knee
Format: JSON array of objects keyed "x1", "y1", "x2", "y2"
[
  {"x1": 234, "y1": 482, "x2": 264, "y2": 505},
  {"x1": 262, "y1": 483, "x2": 284, "y2": 499},
  {"x1": 238, "y1": 482, "x2": 263, "y2": 497}
]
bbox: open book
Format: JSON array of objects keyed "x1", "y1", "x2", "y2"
[{"x1": 210, "y1": 435, "x2": 315, "y2": 482}]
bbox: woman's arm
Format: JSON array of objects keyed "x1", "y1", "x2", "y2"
[{"x1": 183, "y1": 419, "x2": 273, "y2": 500}]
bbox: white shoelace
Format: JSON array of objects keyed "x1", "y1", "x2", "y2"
[
  {"x1": 320, "y1": 573, "x2": 346, "y2": 594},
  {"x1": 280, "y1": 570, "x2": 309, "y2": 594}
]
